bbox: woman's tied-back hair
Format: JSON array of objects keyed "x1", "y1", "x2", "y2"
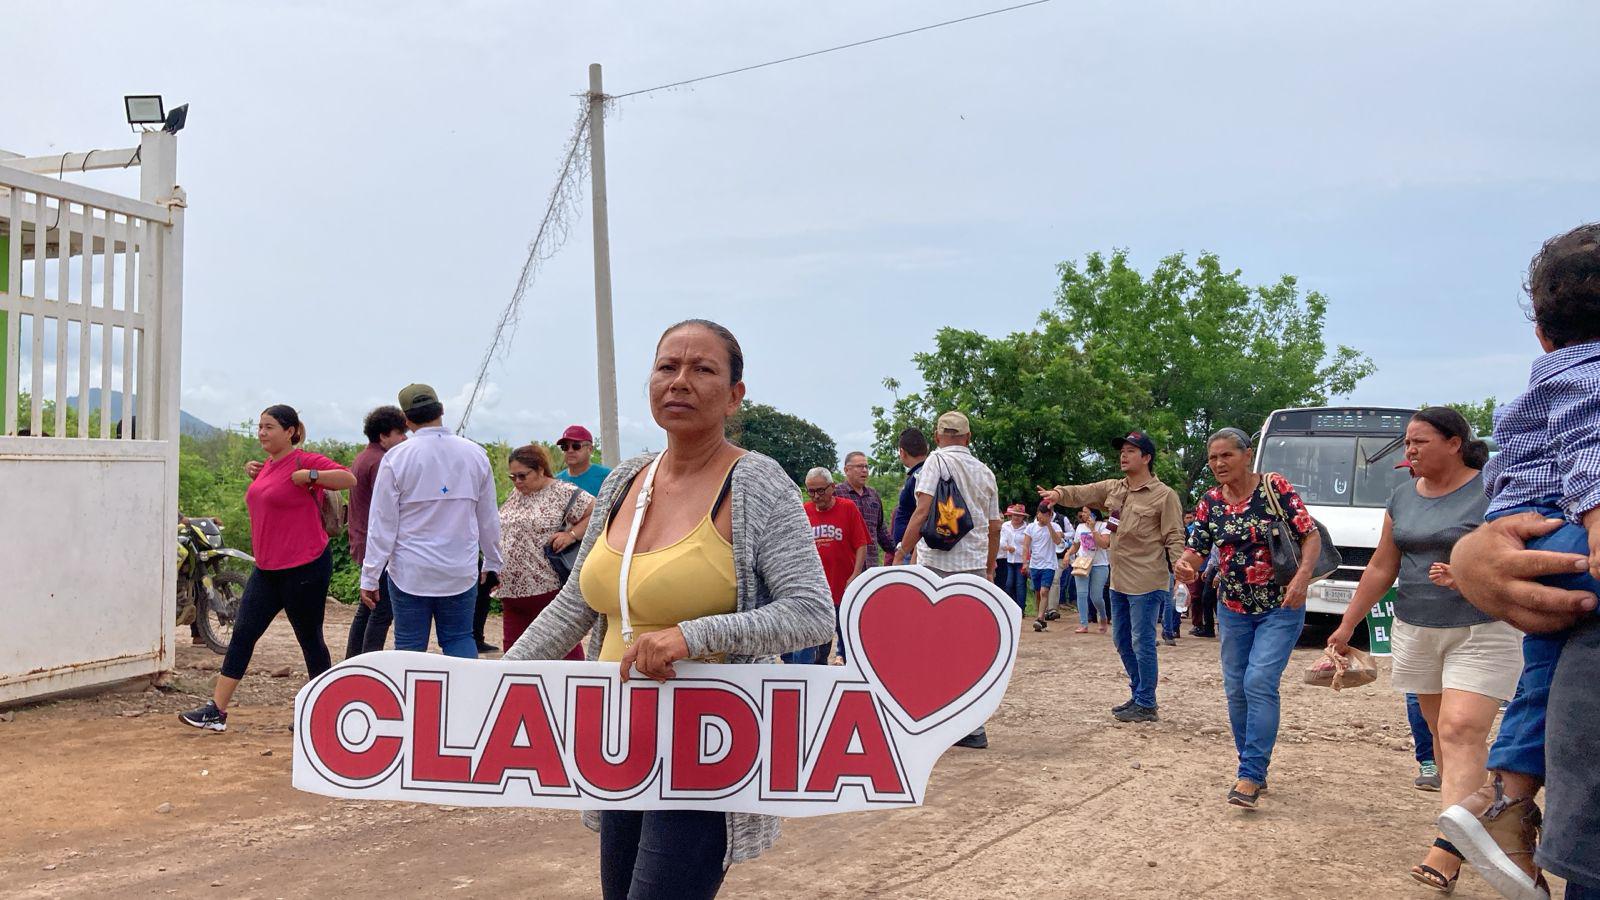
[
  {"x1": 262, "y1": 404, "x2": 306, "y2": 445},
  {"x1": 1411, "y1": 406, "x2": 1490, "y2": 470},
  {"x1": 1526, "y1": 223, "x2": 1600, "y2": 349},
  {"x1": 657, "y1": 319, "x2": 745, "y2": 384},
  {"x1": 1207, "y1": 427, "x2": 1253, "y2": 452}
]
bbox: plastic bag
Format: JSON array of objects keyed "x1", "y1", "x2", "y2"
[{"x1": 1304, "y1": 647, "x2": 1377, "y2": 690}]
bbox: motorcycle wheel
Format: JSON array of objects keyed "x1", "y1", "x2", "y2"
[{"x1": 198, "y1": 571, "x2": 247, "y2": 656}]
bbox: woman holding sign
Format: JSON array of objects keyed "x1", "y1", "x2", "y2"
[
  {"x1": 1174, "y1": 428, "x2": 1320, "y2": 811},
  {"x1": 1327, "y1": 408, "x2": 1514, "y2": 893},
  {"x1": 504, "y1": 319, "x2": 834, "y2": 899}
]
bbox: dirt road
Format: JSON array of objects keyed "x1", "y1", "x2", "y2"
[{"x1": 0, "y1": 603, "x2": 1556, "y2": 899}]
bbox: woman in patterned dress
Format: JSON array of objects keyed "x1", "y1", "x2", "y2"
[
  {"x1": 1175, "y1": 427, "x2": 1321, "y2": 810},
  {"x1": 495, "y1": 444, "x2": 593, "y2": 657}
]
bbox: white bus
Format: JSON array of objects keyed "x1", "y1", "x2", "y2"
[{"x1": 1252, "y1": 406, "x2": 1415, "y2": 617}]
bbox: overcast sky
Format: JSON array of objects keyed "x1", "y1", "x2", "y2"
[{"x1": 9, "y1": 1, "x2": 1599, "y2": 457}]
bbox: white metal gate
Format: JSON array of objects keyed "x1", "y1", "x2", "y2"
[{"x1": 0, "y1": 132, "x2": 185, "y2": 704}]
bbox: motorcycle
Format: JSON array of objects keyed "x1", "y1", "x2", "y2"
[{"x1": 177, "y1": 517, "x2": 253, "y2": 654}]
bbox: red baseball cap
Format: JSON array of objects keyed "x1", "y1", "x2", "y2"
[{"x1": 558, "y1": 425, "x2": 593, "y2": 444}]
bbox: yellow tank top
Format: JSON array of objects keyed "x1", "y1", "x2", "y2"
[{"x1": 581, "y1": 468, "x2": 738, "y2": 662}]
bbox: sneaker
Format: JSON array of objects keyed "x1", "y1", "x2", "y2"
[
  {"x1": 1414, "y1": 761, "x2": 1442, "y2": 792},
  {"x1": 1161, "y1": 636, "x2": 1177, "y2": 647},
  {"x1": 1114, "y1": 705, "x2": 1159, "y2": 723},
  {"x1": 178, "y1": 701, "x2": 227, "y2": 732},
  {"x1": 1112, "y1": 698, "x2": 1136, "y2": 714},
  {"x1": 954, "y1": 727, "x2": 989, "y2": 750},
  {"x1": 1438, "y1": 777, "x2": 1549, "y2": 900},
  {"x1": 476, "y1": 640, "x2": 500, "y2": 654}
]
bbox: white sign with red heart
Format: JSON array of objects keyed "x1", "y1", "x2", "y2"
[{"x1": 292, "y1": 567, "x2": 1018, "y2": 815}]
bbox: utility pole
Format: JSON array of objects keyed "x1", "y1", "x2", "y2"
[{"x1": 588, "y1": 63, "x2": 621, "y2": 466}]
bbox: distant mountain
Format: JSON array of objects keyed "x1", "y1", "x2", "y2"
[{"x1": 66, "y1": 389, "x2": 220, "y2": 437}]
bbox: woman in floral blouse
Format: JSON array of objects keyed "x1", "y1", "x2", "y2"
[
  {"x1": 497, "y1": 444, "x2": 594, "y2": 657},
  {"x1": 1175, "y1": 427, "x2": 1321, "y2": 810}
]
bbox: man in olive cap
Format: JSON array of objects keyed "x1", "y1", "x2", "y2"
[{"x1": 360, "y1": 383, "x2": 502, "y2": 659}]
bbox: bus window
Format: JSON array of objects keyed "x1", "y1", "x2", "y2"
[
  {"x1": 1354, "y1": 436, "x2": 1411, "y2": 507},
  {"x1": 1257, "y1": 436, "x2": 1357, "y2": 506}
]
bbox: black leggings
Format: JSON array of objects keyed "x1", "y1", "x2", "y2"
[
  {"x1": 221, "y1": 548, "x2": 334, "y2": 681},
  {"x1": 599, "y1": 810, "x2": 727, "y2": 900}
]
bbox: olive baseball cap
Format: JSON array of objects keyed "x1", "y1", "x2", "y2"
[
  {"x1": 936, "y1": 411, "x2": 971, "y2": 435},
  {"x1": 398, "y1": 383, "x2": 440, "y2": 413}
]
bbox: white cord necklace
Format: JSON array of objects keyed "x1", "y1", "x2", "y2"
[{"x1": 617, "y1": 451, "x2": 665, "y2": 648}]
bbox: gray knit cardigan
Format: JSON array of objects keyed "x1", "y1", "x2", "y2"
[{"x1": 502, "y1": 450, "x2": 835, "y2": 867}]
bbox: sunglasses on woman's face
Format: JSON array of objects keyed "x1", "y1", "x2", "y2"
[{"x1": 510, "y1": 472, "x2": 531, "y2": 482}]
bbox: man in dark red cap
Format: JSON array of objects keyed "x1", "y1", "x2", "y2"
[{"x1": 554, "y1": 425, "x2": 611, "y2": 496}]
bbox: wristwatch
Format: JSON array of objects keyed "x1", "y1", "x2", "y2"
[{"x1": 307, "y1": 468, "x2": 320, "y2": 484}]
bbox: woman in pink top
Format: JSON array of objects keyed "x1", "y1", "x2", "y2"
[{"x1": 180, "y1": 405, "x2": 355, "y2": 732}]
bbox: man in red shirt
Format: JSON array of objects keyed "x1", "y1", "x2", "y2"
[{"x1": 788, "y1": 466, "x2": 869, "y2": 665}]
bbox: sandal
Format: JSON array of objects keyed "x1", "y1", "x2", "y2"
[
  {"x1": 1410, "y1": 838, "x2": 1463, "y2": 894},
  {"x1": 1032, "y1": 619, "x2": 1048, "y2": 632},
  {"x1": 1074, "y1": 626, "x2": 1090, "y2": 634}
]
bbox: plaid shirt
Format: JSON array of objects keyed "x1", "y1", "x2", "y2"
[
  {"x1": 834, "y1": 481, "x2": 897, "y2": 567},
  {"x1": 1485, "y1": 340, "x2": 1600, "y2": 522}
]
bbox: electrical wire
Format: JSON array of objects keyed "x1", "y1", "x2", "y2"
[{"x1": 609, "y1": 0, "x2": 1053, "y2": 99}]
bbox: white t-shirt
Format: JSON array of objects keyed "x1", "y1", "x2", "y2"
[
  {"x1": 1022, "y1": 520, "x2": 1061, "y2": 570},
  {"x1": 913, "y1": 445, "x2": 1001, "y2": 573},
  {"x1": 1074, "y1": 522, "x2": 1111, "y2": 567},
  {"x1": 998, "y1": 520, "x2": 1026, "y2": 564}
]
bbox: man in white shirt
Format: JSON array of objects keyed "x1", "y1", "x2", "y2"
[
  {"x1": 893, "y1": 410, "x2": 1002, "y2": 749},
  {"x1": 360, "y1": 383, "x2": 502, "y2": 659}
]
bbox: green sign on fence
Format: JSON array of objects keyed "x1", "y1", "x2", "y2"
[{"x1": 1365, "y1": 586, "x2": 1400, "y2": 656}]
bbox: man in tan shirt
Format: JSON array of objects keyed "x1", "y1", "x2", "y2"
[{"x1": 1039, "y1": 430, "x2": 1186, "y2": 722}]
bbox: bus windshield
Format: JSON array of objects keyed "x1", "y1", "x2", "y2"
[{"x1": 1256, "y1": 434, "x2": 1412, "y2": 508}]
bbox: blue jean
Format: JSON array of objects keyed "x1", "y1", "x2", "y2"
[
  {"x1": 998, "y1": 561, "x2": 1027, "y2": 612},
  {"x1": 1109, "y1": 589, "x2": 1166, "y2": 709},
  {"x1": 1483, "y1": 501, "x2": 1600, "y2": 780},
  {"x1": 1405, "y1": 693, "x2": 1435, "y2": 765},
  {"x1": 1075, "y1": 566, "x2": 1109, "y2": 626},
  {"x1": 390, "y1": 582, "x2": 479, "y2": 659},
  {"x1": 781, "y1": 646, "x2": 817, "y2": 665},
  {"x1": 1161, "y1": 588, "x2": 1184, "y2": 639},
  {"x1": 1218, "y1": 603, "x2": 1307, "y2": 784}
]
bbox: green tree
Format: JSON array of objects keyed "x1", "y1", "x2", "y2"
[
  {"x1": 1445, "y1": 397, "x2": 1497, "y2": 438},
  {"x1": 872, "y1": 250, "x2": 1376, "y2": 505},
  {"x1": 728, "y1": 400, "x2": 837, "y2": 485}
]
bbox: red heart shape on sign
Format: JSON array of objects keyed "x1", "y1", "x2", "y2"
[{"x1": 855, "y1": 581, "x2": 1003, "y2": 727}]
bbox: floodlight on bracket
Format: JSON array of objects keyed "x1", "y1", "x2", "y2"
[{"x1": 125, "y1": 94, "x2": 165, "y2": 131}]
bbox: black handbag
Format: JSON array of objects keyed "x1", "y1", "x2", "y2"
[
  {"x1": 1260, "y1": 472, "x2": 1342, "y2": 585},
  {"x1": 543, "y1": 487, "x2": 583, "y2": 585}
]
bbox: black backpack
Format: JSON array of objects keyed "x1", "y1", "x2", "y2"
[{"x1": 920, "y1": 453, "x2": 975, "y2": 551}]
